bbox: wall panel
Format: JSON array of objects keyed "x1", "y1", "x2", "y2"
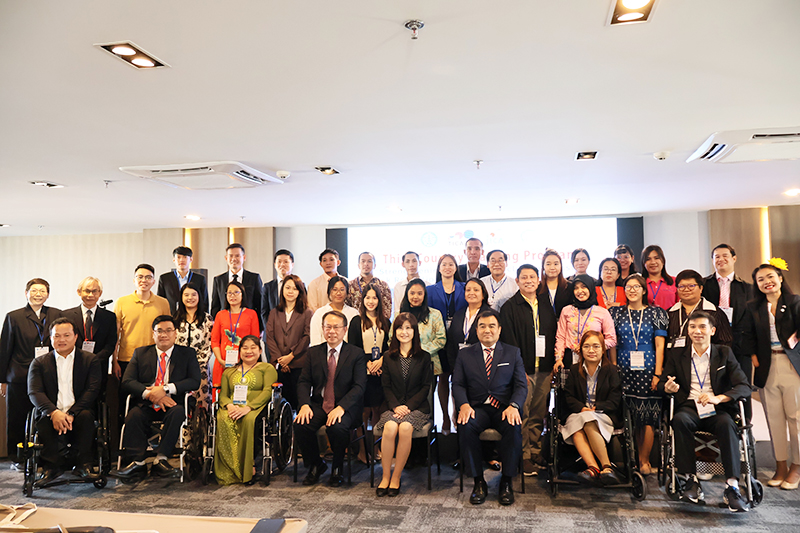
[
  {"x1": 708, "y1": 207, "x2": 763, "y2": 280},
  {"x1": 769, "y1": 205, "x2": 800, "y2": 290}
]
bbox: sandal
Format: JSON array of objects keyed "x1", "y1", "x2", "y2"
[{"x1": 577, "y1": 466, "x2": 600, "y2": 485}]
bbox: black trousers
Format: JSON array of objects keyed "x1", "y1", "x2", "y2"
[
  {"x1": 294, "y1": 405, "x2": 357, "y2": 471},
  {"x1": 122, "y1": 403, "x2": 185, "y2": 462},
  {"x1": 36, "y1": 409, "x2": 95, "y2": 468},
  {"x1": 673, "y1": 403, "x2": 740, "y2": 479},
  {"x1": 6, "y1": 382, "x2": 33, "y2": 456},
  {"x1": 279, "y1": 368, "x2": 302, "y2": 411},
  {"x1": 459, "y1": 403, "x2": 522, "y2": 478}
]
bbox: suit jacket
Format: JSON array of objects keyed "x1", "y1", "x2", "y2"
[
  {"x1": 28, "y1": 348, "x2": 101, "y2": 417},
  {"x1": 211, "y1": 270, "x2": 264, "y2": 329},
  {"x1": 157, "y1": 270, "x2": 208, "y2": 314},
  {"x1": 427, "y1": 281, "x2": 467, "y2": 325},
  {"x1": 563, "y1": 363, "x2": 622, "y2": 428},
  {"x1": 61, "y1": 305, "x2": 117, "y2": 366},
  {"x1": 457, "y1": 263, "x2": 490, "y2": 281},
  {"x1": 452, "y1": 341, "x2": 528, "y2": 410},
  {"x1": 741, "y1": 293, "x2": 800, "y2": 389},
  {"x1": 446, "y1": 304, "x2": 491, "y2": 370},
  {"x1": 657, "y1": 344, "x2": 751, "y2": 416},
  {"x1": 499, "y1": 291, "x2": 558, "y2": 375},
  {"x1": 121, "y1": 344, "x2": 201, "y2": 407},
  {"x1": 538, "y1": 283, "x2": 571, "y2": 326},
  {"x1": 703, "y1": 273, "x2": 752, "y2": 356},
  {"x1": 260, "y1": 279, "x2": 281, "y2": 327},
  {"x1": 0, "y1": 304, "x2": 62, "y2": 383},
  {"x1": 666, "y1": 298, "x2": 733, "y2": 350},
  {"x1": 297, "y1": 342, "x2": 366, "y2": 419},
  {"x1": 381, "y1": 351, "x2": 432, "y2": 414},
  {"x1": 265, "y1": 307, "x2": 313, "y2": 370}
]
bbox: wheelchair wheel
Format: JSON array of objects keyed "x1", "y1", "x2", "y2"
[
  {"x1": 201, "y1": 457, "x2": 213, "y2": 485},
  {"x1": 665, "y1": 472, "x2": 684, "y2": 501},
  {"x1": 630, "y1": 471, "x2": 647, "y2": 501},
  {"x1": 273, "y1": 401, "x2": 293, "y2": 472},
  {"x1": 548, "y1": 464, "x2": 559, "y2": 497},
  {"x1": 22, "y1": 412, "x2": 37, "y2": 497},
  {"x1": 93, "y1": 476, "x2": 108, "y2": 489},
  {"x1": 750, "y1": 478, "x2": 764, "y2": 507}
]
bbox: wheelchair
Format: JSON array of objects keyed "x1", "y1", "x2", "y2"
[
  {"x1": 18, "y1": 402, "x2": 110, "y2": 497},
  {"x1": 658, "y1": 394, "x2": 763, "y2": 508},
  {"x1": 116, "y1": 392, "x2": 201, "y2": 482},
  {"x1": 201, "y1": 382, "x2": 294, "y2": 485},
  {"x1": 544, "y1": 368, "x2": 647, "y2": 501}
]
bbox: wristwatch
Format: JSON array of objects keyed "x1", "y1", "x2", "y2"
[
  {"x1": 510, "y1": 402, "x2": 520, "y2": 410},
  {"x1": 163, "y1": 385, "x2": 170, "y2": 394}
]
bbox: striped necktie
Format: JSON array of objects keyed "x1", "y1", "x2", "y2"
[{"x1": 484, "y1": 348, "x2": 500, "y2": 408}]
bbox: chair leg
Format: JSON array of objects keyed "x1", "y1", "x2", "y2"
[
  {"x1": 435, "y1": 427, "x2": 441, "y2": 474},
  {"x1": 427, "y1": 430, "x2": 432, "y2": 490},
  {"x1": 458, "y1": 438, "x2": 463, "y2": 493},
  {"x1": 520, "y1": 455, "x2": 525, "y2": 494},
  {"x1": 293, "y1": 438, "x2": 298, "y2": 483}
]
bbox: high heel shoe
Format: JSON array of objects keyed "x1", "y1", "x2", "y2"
[
  {"x1": 376, "y1": 485, "x2": 389, "y2": 497},
  {"x1": 388, "y1": 483, "x2": 401, "y2": 497}
]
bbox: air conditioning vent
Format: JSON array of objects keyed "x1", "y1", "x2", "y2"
[
  {"x1": 119, "y1": 161, "x2": 285, "y2": 189},
  {"x1": 687, "y1": 127, "x2": 800, "y2": 163},
  {"x1": 752, "y1": 132, "x2": 800, "y2": 140}
]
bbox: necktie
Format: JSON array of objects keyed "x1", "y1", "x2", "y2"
[
  {"x1": 154, "y1": 352, "x2": 167, "y2": 410},
  {"x1": 85, "y1": 309, "x2": 93, "y2": 337},
  {"x1": 719, "y1": 277, "x2": 730, "y2": 308},
  {"x1": 323, "y1": 348, "x2": 337, "y2": 413},
  {"x1": 233, "y1": 273, "x2": 239, "y2": 283},
  {"x1": 484, "y1": 348, "x2": 500, "y2": 408}
]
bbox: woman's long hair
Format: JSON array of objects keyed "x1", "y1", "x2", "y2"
[
  {"x1": 174, "y1": 282, "x2": 208, "y2": 327},
  {"x1": 750, "y1": 263, "x2": 794, "y2": 305},
  {"x1": 223, "y1": 280, "x2": 248, "y2": 310},
  {"x1": 277, "y1": 274, "x2": 308, "y2": 314},
  {"x1": 641, "y1": 245, "x2": 673, "y2": 285},
  {"x1": 576, "y1": 330, "x2": 610, "y2": 378},
  {"x1": 386, "y1": 313, "x2": 423, "y2": 359},
  {"x1": 537, "y1": 249, "x2": 568, "y2": 296},
  {"x1": 235, "y1": 334, "x2": 262, "y2": 367},
  {"x1": 359, "y1": 284, "x2": 390, "y2": 332},
  {"x1": 434, "y1": 253, "x2": 464, "y2": 283},
  {"x1": 400, "y1": 278, "x2": 430, "y2": 323}
]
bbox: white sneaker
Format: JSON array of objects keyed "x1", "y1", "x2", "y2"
[{"x1": 697, "y1": 472, "x2": 713, "y2": 481}]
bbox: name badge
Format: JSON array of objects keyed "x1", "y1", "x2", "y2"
[
  {"x1": 630, "y1": 350, "x2": 645, "y2": 370},
  {"x1": 225, "y1": 347, "x2": 239, "y2": 367},
  {"x1": 445, "y1": 319, "x2": 452, "y2": 330},
  {"x1": 458, "y1": 343, "x2": 469, "y2": 351},
  {"x1": 82, "y1": 340, "x2": 96, "y2": 353},
  {"x1": 34, "y1": 346, "x2": 49, "y2": 358},
  {"x1": 572, "y1": 350, "x2": 580, "y2": 365},
  {"x1": 721, "y1": 307, "x2": 734, "y2": 325},
  {"x1": 233, "y1": 384, "x2": 248, "y2": 405},
  {"x1": 673, "y1": 336, "x2": 686, "y2": 348},
  {"x1": 371, "y1": 346, "x2": 381, "y2": 361},
  {"x1": 536, "y1": 335, "x2": 546, "y2": 358},
  {"x1": 694, "y1": 399, "x2": 716, "y2": 419}
]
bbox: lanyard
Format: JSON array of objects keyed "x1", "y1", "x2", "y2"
[
  {"x1": 464, "y1": 307, "x2": 479, "y2": 337},
  {"x1": 585, "y1": 369, "x2": 598, "y2": 404},
  {"x1": 691, "y1": 355, "x2": 710, "y2": 390},
  {"x1": 650, "y1": 280, "x2": 663, "y2": 304},
  {"x1": 627, "y1": 307, "x2": 644, "y2": 350},
  {"x1": 175, "y1": 270, "x2": 193, "y2": 286},
  {"x1": 371, "y1": 325, "x2": 379, "y2": 347},
  {"x1": 601, "y1": 286, "x2": 616, "y2": 306},
  {"x1": 490, "y1": 276, "x2": 507, "y2": 296},
  {"x1": 576, "y1": 307, "x2": 595, "y2": 344},
  {"x1": 228, "y1": 310, "x2": 243, "y2": 342},
  {"x1": 679, "y1": 303, "x2": 700, "y2": 335},
  {"x1": 444, "y1": 290, "x2": 455, "y2": 320},
  {"x1": 33, "y1": 316, "x2": 47, "y2": 346},
  {"x1": 241, "y1": 363, "x2": 254, "y2": 382}
]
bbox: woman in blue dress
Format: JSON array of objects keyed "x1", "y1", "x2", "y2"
[{"x1": 609, "y1": 273, "x2": 667, "y2": 475}]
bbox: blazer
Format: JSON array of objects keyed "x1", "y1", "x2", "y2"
[
  {"x1": 0, "y1": 304, "x2": 62, "y2": 383},
  {"x1": 211, "y1": 270, "x2": 264, "y2": 329},
  {"x1": 500, "y1": 291, "x2": 558, "y2": 375},
  {"x1": 61, "y1": 305, "x2": 117, "y2": 365},
  {"x1": 260, "y1": 279, "x2": 281, "y2": 327},
  {"x1": 427, "y1": 281, "x2": 467, "y2": 324},
  {"x1": 265, "y1": 307, "x2": 313, "y2": 370},
  {"x1": 121, "y1": 344, "x2": 201, "y2": 407},
  {"x1": 657, "y1": 344, "x2": 751, "y2": 416},
  {"x1": 741, "y1": 293, "x2": 800, "y2": 388},
  {"x1": 157, "y1": 270, "x2": 208, "y2": 314},
  {"x1": 297, "y1": 342, "x2": 366, "y2": 418},
  {"x1": 703, "y1": 273, "x2": 752, "y2": 356},
  {"x1": 28, "y1": 348, "x2": 101, "y2": 418},
  {"x1": 381, "y1": 351, "x2": 433, "y2": 414},
  {"x1": 538, "y1": 283, "x2": 571, "y2": 328},
  {"x1": 666, "y1": 298, "x2": 733, "y2": 349},
  {"x1": 452, "y1": 341, "x2": 528, "y2": 410},
  {"x1": 457, "y1": 263, "x2": 490, "y2": 281},
  {"x1": 347, "y1": 316, "x2": 390, "y2": 357},
  {"x1": 563, "y1": 363, "x2": 623, "y2": 428},
  {"x1": 446, "y1": 304, "x2": 491, "y2": 370}
]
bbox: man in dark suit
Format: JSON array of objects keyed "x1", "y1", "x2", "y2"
[
  {"x1": 294, "y1": 310, "x2": 366, "y2": 487},
  {"x1": 453, "y1": 309, "x2": 528, "y2": 506},
  {"x1": 61, "y1": 276, "x2": 117, "y2": 397},
  {"x1": 117, "y1": 315, "x2": 201, "y2": 481},
  {"x1": 658, "y1": 310, "x2": 751, "y2": 512},
  {"x1": 0, "y1": 278, "x2": 61, "y2": 466},
  {"x1": 667, "y1": 270, "x2": 733, "y2": 350},
  {"x1": 702, "y1": 244, "x2": 753, "y2": 379},
  {"x1": 28, "y1": 318, "x2": 101, "y2": 484},
  {"x1": 211, "y1": 243, "x2": 264, "y2": 329},
  {"x1": 261, "y1": 249, "x2": 295, "y2": 332},
  {"x1": 458, "y1": 237, "x2": 491, "y2": 281},
  {"x1": 157, "y1": 246, "x2": 209, "y2": 313}
]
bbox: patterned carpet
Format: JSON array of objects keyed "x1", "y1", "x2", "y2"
[{"x1": 0, "y1": 441, "x2": 798, "y2": 532}]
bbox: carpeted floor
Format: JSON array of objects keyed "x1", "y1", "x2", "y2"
[{"x1": 1, "y1": 441, "x2": 799, "y2": 533}]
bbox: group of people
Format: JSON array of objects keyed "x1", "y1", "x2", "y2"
[{"x1": 1, "y1": 237, "x2": 799, "y2": 512}]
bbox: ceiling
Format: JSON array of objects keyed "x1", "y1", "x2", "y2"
[{"x1": 1, "y1": 0, "x2": 800, "y2": 236}]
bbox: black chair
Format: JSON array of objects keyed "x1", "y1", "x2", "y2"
[{"x1": 458, "y1": 428, "x2": 526, "y2": 494}]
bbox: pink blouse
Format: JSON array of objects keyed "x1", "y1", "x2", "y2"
[
  {"x1": 555, "y1": 304, "x2": 617, "y2": 361},
  {"x1": 646, "y1": 277, "x2": 678, "y2": 311}
]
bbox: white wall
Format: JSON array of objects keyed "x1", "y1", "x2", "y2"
[
  {"x1": 274, "y1": 226, "x2": 327, "y2": 287},
  {"x1": 643, "y1": 211, "x2": 711, "y2": 277}
]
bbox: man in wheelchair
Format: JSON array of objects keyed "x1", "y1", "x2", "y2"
[
  {"x1": 27, "y1": 317, "x2": 102, "y2": 485},
  {"x1": 658, "y1": 310, "x2": 751, "y2": 512},
  {"x1": 117, "y1": 315, "x2": 200, "y2": 481}
]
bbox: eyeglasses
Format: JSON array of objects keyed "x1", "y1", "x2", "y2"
[
  {"x1": 625, "y1": 285, "x2": 643, "y2": 292},
  {"x1": 226, "y1": 291, "x2": 242, "y2": 296},
  {"x1": 81, "y1": 289, "x2": 101, "y2": 295},
  {"x1": 322, "y1": 324, "x2": 345, "y2": 331},
  {"x1": 28, "y1": 289, "x2": 48, "y2": 295},
  {"x1": 601, "y1": 267, "x2": 618, "y2": 273},
  {"x1": 330, "y1": 287, "x2": 347, "y2": 293},
  {"x1": 154, "y1": 328, "x2": 175, "y2": 336},
  {"x1": 677, "y1": 284, "x2": 699, "y2": 291},
  {"x1": 488, "y1": 258, "x2": 506, "y2": 265},
  {"x1": 135, "y1": 275, "x2": 154, "y2": 281},
  {"x1": 583, "y1": 343, "x2": 603, "y2": 352}
]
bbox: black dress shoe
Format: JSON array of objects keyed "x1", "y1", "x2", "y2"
[
  {"x1": 150, "y1": 460, "x2": 180, "y2": 478},
  {"x1": 470, "y1": 479, "x2": 488, "y2": 505},
  {"x1": 117, "y1": 462, "x2": 148, "y2": 480},
  {"x1": 302, "y1": 461, "x2": 327, "y2": 486},
  {"x1": 487, "y1": 460, "x2": 502, "y2": 471},
  {"x1": 35, "y1": 467, "x2": 64, "y2": 487},
  {"x1": 499, "y1": 478, "x2": 515, "y2": 506},
  {"x1": 388, "y1": 483, "x2": 401, "y2": 497},
  {"x1": 376, "y1": 486, "x2": 389, "y2": 497},
  {"x1": 328, "y1": 467, "x2": 344, "y2": 487},
  {"x1": 73, "y1": 464, "x2": 96, "y2": 480}
]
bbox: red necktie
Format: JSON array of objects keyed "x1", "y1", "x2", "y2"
[
  {"x1": 484, "y1": 348, "x2": 500, "y2": 408},
  {"x1": 323, "y1": 348, "x2": 337, "y2": 413},
  {"x1": 154, "y1": 352, "x2": 167, "y2": 411}
]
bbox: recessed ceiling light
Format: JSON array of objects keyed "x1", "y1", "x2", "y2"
[
  {"x1": 29, "y1": 181, "x2": 65, "y2": 188},
  {"x1": 315, "y1": 166, "x2": 339, "y2": 175},
  {"x1": 784, "y1": 188, "x2": 800, "y2": 197},
  {"x1": 576, "y1": 151, "x2": 598, "y2": 160},
  {"x1": 565, "y1": 198, "x2": 580, "y2": 205},
  {"x1": 618, "y1": 12, "x2": 645, "y2": 21},
  {"x1": 608, "y1": 0, "x2": 657, "y2": 26},
  {"x1": 184, "y1": 215, "x2": 201, "y2": 221},
  {"x1": 95, "y1": 41, "x2": 169, "y2": 69},
  {"x1": 0, "y1": 224, "x2": 10, "y2": 228}
]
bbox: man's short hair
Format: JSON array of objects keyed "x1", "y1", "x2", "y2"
[
  {"x1": 173, "y1": 246, "x2": 193, "y2": 257},
  {"x1": 516, "y1": 264, "x2": 539, "y2": 278},
  {"x1": 50, "y1": 317, "x2": 78, "y2": 335},
  {"x1": 319, "y1": 248, "x2": 340, "y2": 261},
  {"x1": 77, "y1": 276, "x2": 103, "y2": 292},
  {"x1": 152, "y1": 315, "x2": 177, "y2": 330},
  {"x1": 476, "y1": 309, "x2": 501, "y2": 324},
  {"x1": 486, "y1": 249, "x2": 507, "y2": 262},
  {"x1": 712, "y1": 243, "x2": 736, "y2": 257},
  {"x1": 359, "y1": 251, "x2": 376, "y2": 263},
  {"x1": 274, "y1": 249, "x2": 294, "y2": 262},
  {"x1": 402, "y1": 251, "x2": 420, "y2": 262},
  {"x1": 26, "y1": 278, "x2": 50, "y2": 292},
  {"x1": 135, "y1": 263, "x2": 155, "y2": 275},
  {"x1": 675, "y1": 269, "x2": 705, "y2": 288},
  {"x1": 687, "y1": 310, "x2": 715, "y2": 329},
  {"x1": 465, "y1": 237, "x2": 484, "y2": 248},
  {"x1": 321, "y1": 310, "x2": 348, "y2": 329}
]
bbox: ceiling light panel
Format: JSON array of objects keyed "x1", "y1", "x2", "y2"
[
  {"x1": 315, "y1": 166, "x2": 339, "y2": 175},
  {"x1": 95, "y1": 41, "x2": 169, "y2": 69},
  {"x1": 607, "y1": 0, "x2": 656, "y2": 26}
]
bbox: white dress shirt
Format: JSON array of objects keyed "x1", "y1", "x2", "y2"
[
  {"x1": 480, "y1": 274, "x2": 519, "y2": 311},
  {"x1": 55, "y1": 348, "x2": 76, "y2": 412},
  {"x1": 689, "y1": 344, "x2": 712, "y2": 400},
  {"x1": 143, "y1": 345, "x2": 177, "y2": 399},
  {"x1": 320, "y1": 341, "x2": 343, "y2": 399}
]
